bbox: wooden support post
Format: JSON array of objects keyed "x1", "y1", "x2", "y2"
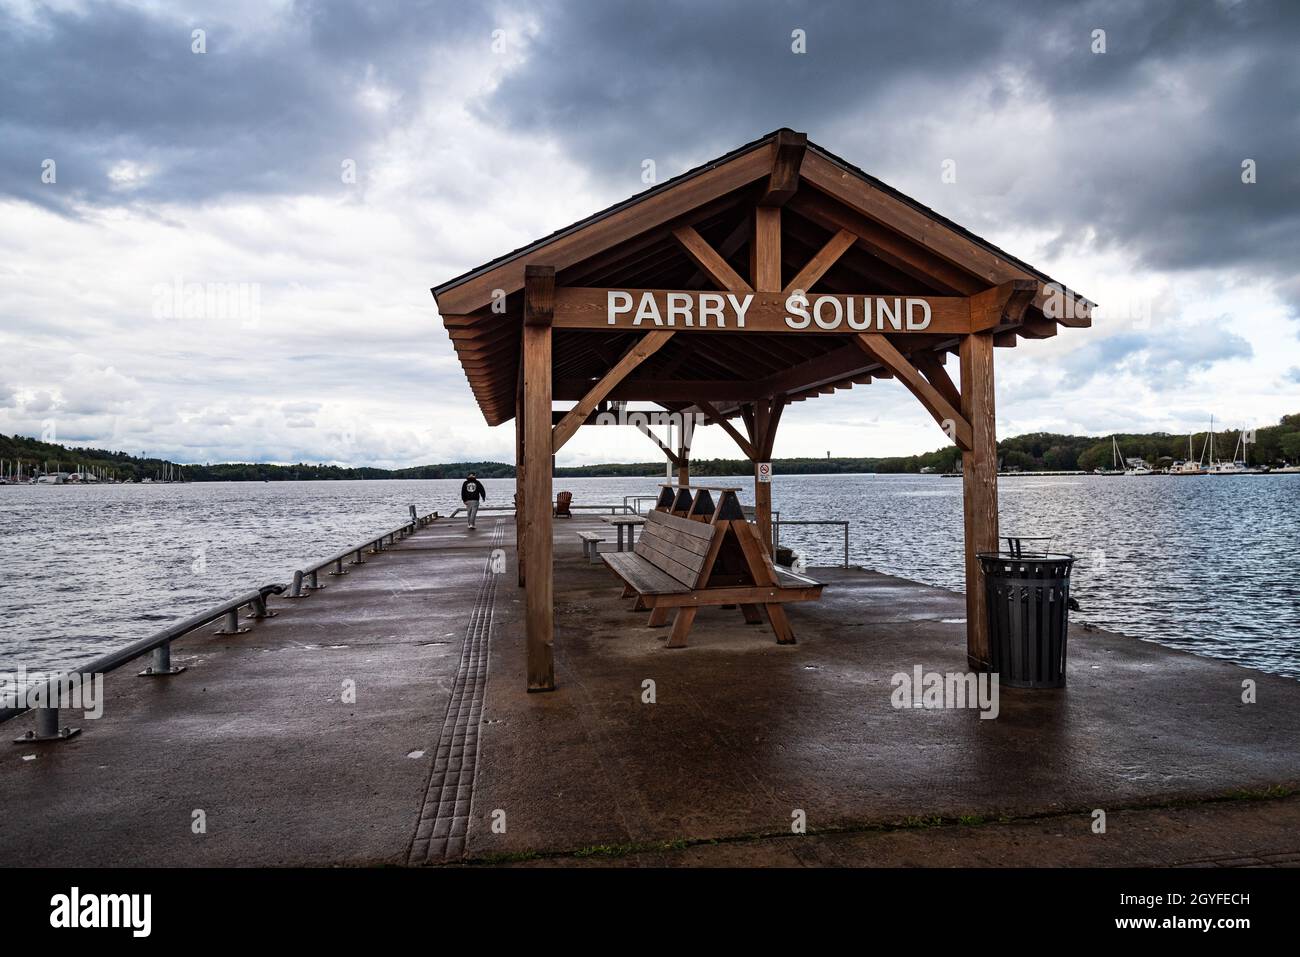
[
  {"x1": 523, "y1": 266, "x2": 555, "y2": 691},
  {"x1": 751, "y1": 397, "x2": 783, "y2": 554},
  {"x1": 515, "y1": 377, "x2": 525, "y2": 587},
  {"x1": 751, "y1": 206, "x2": 782, "y2": 293},
  {"x1": 677, "y1": 447, "x2": 689, "y2": 486},
  {"x1": 960, "y1": 331, "x2": 998, "y2": 671},
  {"x1": 666, "y1": 607, "x2": 698, "y2": 649}
]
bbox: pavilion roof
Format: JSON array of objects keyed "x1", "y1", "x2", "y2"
[{"x1": 432, "y1": 128, "x2": 1092, "y2": 427}]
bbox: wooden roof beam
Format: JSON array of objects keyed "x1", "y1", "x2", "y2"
[
  {"x1": 524, "y1": 265, "x2": 555, "y2": 327},
  {"x1": 970, "y1": 279, "x2": 1037, "y2": 333},
  {"x1": 635, "y1": 420, "x2": 682, "y2": 466},
  {"x1": 854, "y1": 333, "x2": 972, "y2": 451},
  {"x1": 552, "y1": 331, "x2": 674, "y2": 452},
  {"x1": 695, "y1": 399, "x2": 756, "y2": 459},
  {"x1": 435, "y1": 143, "x2": 773, "y2": 314},
  {"x1": 760, "y1": 130, "x2": 807, "y2": 207},
  {"x1": 911, "y1": 349, "x2": 962, "y2": 410},
  {"x1": 556, "y1": 379, "x2": 757, "y2": 402},
  {"x1": 672, "y1": 225, "x2": 754, "y2": 294},
  {"x1": 784, "y1": 228, "x2": 857, "y2": 295},
  {"x1": 788, "y1": 190, "x2": 981, "y2": 295}
]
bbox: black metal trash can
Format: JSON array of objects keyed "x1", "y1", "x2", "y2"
[{"x1": 977, "y1": 552, "x2": 1076, "y2": 688}]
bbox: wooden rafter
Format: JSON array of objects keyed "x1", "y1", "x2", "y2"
[
  {"x1": 854, "y1": 334, "x2": 972, "y2": 451},
  {"x1": 911, "y1": 349, "x2": 962, "y2": 411},
  {"x1": 552, "y1": 331, "x2": 674, "y2": 452},
  {"x1": 685, "y1": 212, "x2": 752, "y2": 289},
  {"x1": 671, "y1": 225, "x2": 753, "y2": 294},
  {"x1": 695, "y1": 399, "x2": 756, "y2": 459},
  {"x1": 800, "y1": 150, "x2": 1093, "y2": 322},
  {"x1": 435, "y1": 144, "x2": 773, "y2": 314},
  {"x1": 784, "y1": 228, "x2": 857, "y2": 294},
  {"x1": 635, "y1": 419, "x2": 682, "y2": 466}
]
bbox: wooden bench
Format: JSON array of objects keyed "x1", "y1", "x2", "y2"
[
  {"x1": 576, "y1": 530, "x2": 605, "y2": 564},
  {"x1": 601, "y1": 486, "x2": 824, "y2": 648}
]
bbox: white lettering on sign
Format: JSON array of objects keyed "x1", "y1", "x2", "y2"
[
  {"x1": 784, "y1": 293, "x2": 931, "y2": 331},
  {"x1": 603, "y1": 290, "x2": 932, "y2": 331},
  {"x1": 605, "y1": 290, "x2": 754, "y2": 327}
]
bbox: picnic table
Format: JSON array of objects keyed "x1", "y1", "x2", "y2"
[
  {"x1": 598, "y1": 513, "x2": 645, "y2": 551},
  {"x1": 599, "y1": 484, "x2": 825, "y2": 648}
]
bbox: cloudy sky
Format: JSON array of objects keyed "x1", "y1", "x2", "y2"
[{"x1": 1, "y1": 0, "x2": 1297, "y2": 468}]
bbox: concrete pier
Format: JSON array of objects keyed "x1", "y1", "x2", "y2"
[{"x1": 3, "y1": 514, "x2": 1298, "y2": 867}]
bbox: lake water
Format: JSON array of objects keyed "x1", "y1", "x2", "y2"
[{"x1": 1, "y1": 474, "x2": 1298, "y2": 678}]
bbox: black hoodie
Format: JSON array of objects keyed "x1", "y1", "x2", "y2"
[{"x1": 460, "y1": 478, "x2": 486, "y2": 502}]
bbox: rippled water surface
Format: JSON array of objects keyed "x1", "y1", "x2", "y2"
[{"x1": 2, "y1": 474, "x2": 1297, "y2": 678}]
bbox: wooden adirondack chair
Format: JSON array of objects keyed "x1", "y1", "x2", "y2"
[{"x1": 554, "y1": 490, "x2": 573, "y2": 518}]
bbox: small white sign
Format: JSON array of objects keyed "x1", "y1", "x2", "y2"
[{"x1": 757, "y1": 462, "x2": 772, "y2": 483}]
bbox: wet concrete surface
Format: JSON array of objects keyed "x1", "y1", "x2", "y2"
[
  {"x1": 471, "y1": 518, "x2": 1300, "y2": 862},
  {"x1": 3, "y1": 514, "x2": 1297, "y2": 866},
  {"x1": 1, "y1": 518, "x2": 501, "y2": 866},
  {"x1": 495, "y1": 794, "x2": 1300, "y2": 868}
]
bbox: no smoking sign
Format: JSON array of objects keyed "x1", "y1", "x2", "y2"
[{"x1": 756, "y1": 462, "x2": 772, "y2": 483}]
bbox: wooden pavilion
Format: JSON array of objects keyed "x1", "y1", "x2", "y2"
[{"x1": 432, "y1": 129, "x2": 1092, "y2": 692}]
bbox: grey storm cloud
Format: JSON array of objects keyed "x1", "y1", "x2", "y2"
[
  {"x1": 4, "y1": 0, "x2": 1296, "y2": 295},
  {"x1": 482, "y1": 0, "x2": 1300, "y2": 301},
  {"x1": 0, "y1": 1, "x2": 494, "y2": 210}
]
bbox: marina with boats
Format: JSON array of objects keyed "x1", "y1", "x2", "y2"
[{"x1": 1096, "y1": 418, "x2": 1299, "y2": 476}]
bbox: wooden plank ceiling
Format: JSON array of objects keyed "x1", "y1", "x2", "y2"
[{"x1": 433, "y1": 130, "x2": 1092, "y2": 427}]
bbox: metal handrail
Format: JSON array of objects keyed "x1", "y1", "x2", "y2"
[
  {"x1": 447, "y1": 503, "x2": 629, "y2": 517},
  {"x1": 771, "y1": 519, "x2": 850, "y2": 569},
  {"x1": 3, "y1": 584, "x2": 284, "y2": 739},
  {"x1": 288, "y1": 510, "x2": 439, "y2": 597},
  {"x1": 5, "y1": 507, "x2": 441, "y2": 741}
]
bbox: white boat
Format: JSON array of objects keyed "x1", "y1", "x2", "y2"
[
  {"x1": 1208, "y1": 459, "x2": 1249, "y2": 475},
  {"x1": 1169, "y1": 433, "x2": 1207, "y2": 475},
  {"x1": 1274, "y1": 464, "x2": 1300, "y2": 473},
  {"x1": 1113, "y1": 437, "x2": 1153, "y2": 475},
  {"x1": 1208, "y1": 425, "x2": 1253, "y2": 475}
]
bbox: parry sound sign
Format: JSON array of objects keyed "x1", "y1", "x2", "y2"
[{"x1": 550, "y1": 288, "x2": 972, "y2": 334}]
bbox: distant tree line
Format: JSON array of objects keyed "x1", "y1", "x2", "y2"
[{"x1": 4, "y1": 414, "x2": 1297, "y2": 481}]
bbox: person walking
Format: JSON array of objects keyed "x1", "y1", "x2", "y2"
[{"x1": 460, "y1": 472, "x2": 486, "y2": 529}]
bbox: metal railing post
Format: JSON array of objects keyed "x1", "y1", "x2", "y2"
[
  {"x1": 214, "y1": 608, "x2": 248, "y2": 635},
  {"x1": 4, "y1": 507, "x2": 445, "y2": 742},
  {"x1": 139, "y1": 641, "x2": 185, "y2": 676},
  {"x1": 13, "y1": 703, "x2": 80, "y2": 743}
]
